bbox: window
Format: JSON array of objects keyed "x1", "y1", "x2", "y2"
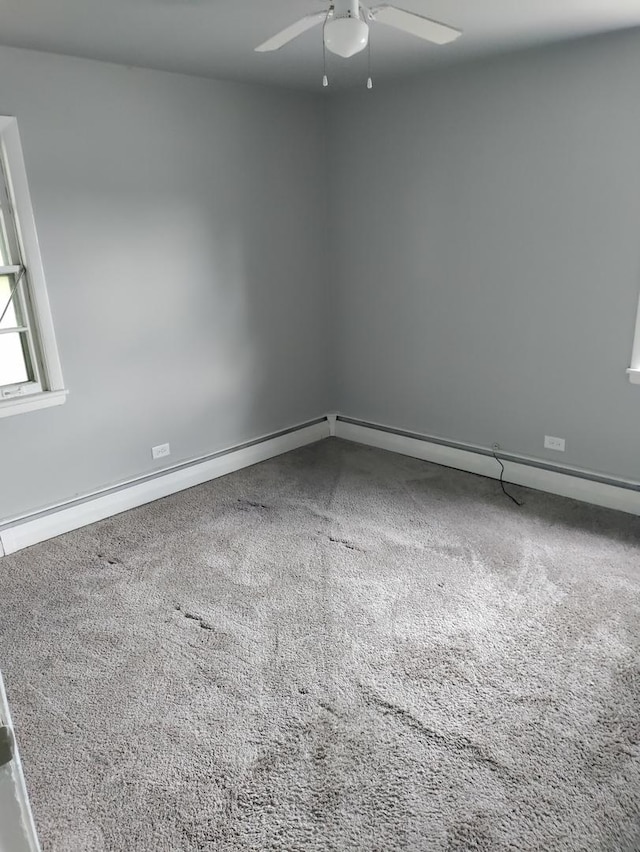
[
  {"x1": 0, "y1": 116, "x2": 66, "y2": 417},
  {"x1": 628, "y1": 286, "x2": 640, "y2": 384}
]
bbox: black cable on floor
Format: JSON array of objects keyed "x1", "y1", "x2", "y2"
[{"x1": 492, "y1": 446, "x2": 524, "y2": 507}]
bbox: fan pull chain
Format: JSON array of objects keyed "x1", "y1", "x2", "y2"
[
  {"x1": 322, "y1": 8, "x2": 330, "y2": 87},
  {"x1": 366, "y1": 25, "x2": 373, "y2": 89}
]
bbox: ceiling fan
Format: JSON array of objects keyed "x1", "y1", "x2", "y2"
[{"x1": 255, "y1": 0, "x2": 461, "y2": 67}]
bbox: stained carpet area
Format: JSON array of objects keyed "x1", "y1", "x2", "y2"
[{"x1": 1, "y1": 438, "x2": 640, "y2": 851}]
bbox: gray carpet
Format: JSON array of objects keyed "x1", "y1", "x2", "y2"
[{"x1": 1, "y1": 438, "x2": 640, "y2": 852}]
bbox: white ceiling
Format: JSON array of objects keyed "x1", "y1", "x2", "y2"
[{"x1": 1, "y1": 0, "x2": 640, "y2": 91}]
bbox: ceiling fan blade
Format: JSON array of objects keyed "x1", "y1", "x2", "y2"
[
  {"x1": 370, "y1": 5, "x2": 461, "y2": 45},
  {"x1": 255, "y1": 12, "x2": 326, "y2": 52}
]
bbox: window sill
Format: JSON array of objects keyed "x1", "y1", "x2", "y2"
[
  {"x1": 0, "y1": 389, "x2": 68, "y2": 418},
  {"x1": 627, "y1": 368, "x2": 640, "y2": 385}
]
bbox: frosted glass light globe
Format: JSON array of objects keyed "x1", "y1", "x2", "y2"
[{"x1": 324, "y1": 17, "x2": 369, "y2": 58}]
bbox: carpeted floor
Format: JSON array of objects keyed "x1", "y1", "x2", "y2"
[{"x1": 1, "y1": 438, "x2": 640, "y2": 851}]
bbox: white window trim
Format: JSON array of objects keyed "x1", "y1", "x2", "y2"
[
  {"x1": 628, "y1": 285, "x2": 640, "y2": 385},
  {"x1": 0, "y1": 116, "x2": 66, "y2": 417}
]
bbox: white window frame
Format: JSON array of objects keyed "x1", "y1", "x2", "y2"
[
  {"x1": 0, "y1": 116, "x2": 66, "y2": 418},
  {"x1": 628, "y1": 288, "x2": 640, "y2": 385}
]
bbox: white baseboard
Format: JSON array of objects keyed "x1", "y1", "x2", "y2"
[
  {"x1": 2, "y1": 412, "x2": 638, "y2": 557},
  {"x1": 0, "y1": 418, "x2": 329, "y2": 556},
  {"x1": 335, "y1": 418, "x2": 640, "y2": 517}
]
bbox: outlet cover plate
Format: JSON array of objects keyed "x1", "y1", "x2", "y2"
[
  {"x1": 544, "y1": 435, "x2": 565, "y2": 452},
  {"x1": 152, "y1": 443, "x2": 170, "y2": 460}
]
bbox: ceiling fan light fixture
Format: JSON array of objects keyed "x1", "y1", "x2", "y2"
[{"x1": 324, "y1": 16, "x2": 369, "y2": 58}]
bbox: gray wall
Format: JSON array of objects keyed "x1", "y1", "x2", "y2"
[
  {"x1": 0, "y1": 47, "x2": 330, "y2": 521},
  {"x1": 327, "y1": 29, "x2": 640, "y2": 482},
  {"x1": 4, "y1": 30, "x2": 640, "y2": 523}
]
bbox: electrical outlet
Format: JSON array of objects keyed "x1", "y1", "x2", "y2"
[
  {"x1": 151, "y1": 443, "x2": 170, "y2": 460},
  {"x1": 544, "y1": 435, "x2": 565, "y2": 452}
]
